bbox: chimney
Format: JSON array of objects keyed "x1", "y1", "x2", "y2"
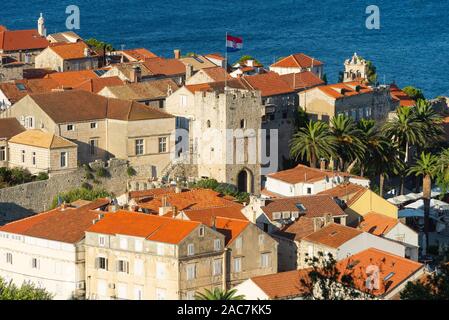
[
  {"x1": 60, "y1": 202, "x2": 67, "y2": 211},
  {"x1": 175, "y1": 186, "x2": 182, "y2": 194},
  {"x1": 320, "y1": 159, "x2": 326, "y2": 171},
  {"x1": 247, "y1": 59, "x2": 254, "y2": 67},
  {"x1": 84, "y1": 48, "x2": 90, "y2": 57},
  {"x1": 211, "y1": 216, "x2": 216, "y2": 230},
  {"x1": 37, "y1": 13, "x2": 46, "y2": 37},
  {"x1": 174, "y1": 49, "x2": 181, "y2": 59},
  {"x1": 186, "y1": 64, "x2": 193, "y2": 80},
  {"x1": 130, "y1": 65, "x2": 141, "y2": 83},
  {"x1": 172, "y1": 206, "x2": 178, "y2": 218}
]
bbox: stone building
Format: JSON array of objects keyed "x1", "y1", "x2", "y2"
[
  {"x1": 165, "y1": 82, "x2": 264, "y2": 193},
  {"x1": 343, "y1": 53, "x2": 368, "y2": 83},
  {"x1": 298, "y1": 81, "x2": 397, "y2": 122},
  {"x1": 0, "y1": 118, "x2": 25, "y2": 167},
  {"x1": 8, "y1": 129, "x2": 78, "y2": 175},
  {"x1": 270, "y1": 53, "x2": 324, "y2": 79},
  {"x1": 1, "y1": 90, "x2": 175, "y2": 177},
  {"x1": 35, "y1": 41, "x2": 100, "y2": 72}
]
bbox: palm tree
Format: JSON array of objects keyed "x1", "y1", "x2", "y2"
[
  {"x1": 408, "y1": 152, "x2": 438, "y2": 252},
  {"x1": 330, "y1": 114, "x2": 365, "y2": 172},
  {"x1": 413, "y1": 99, "x2": 443, "y2": 147},
  {"x1": 290, "y1": 120, "x2": 337, "y2": 168},
  {"x1": 435, "y1": 148, "x2": 449, "y2": 195},
  {"x1": 195, "y1": 288, "x2": 245, "y2": 300},
  {"x1": 383, "y1": 107, "x2": 426, "y2": 194}
]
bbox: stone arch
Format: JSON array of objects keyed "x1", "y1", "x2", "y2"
[{"x1": 237, "y1": 168, "x2": 254, "y2": 193}]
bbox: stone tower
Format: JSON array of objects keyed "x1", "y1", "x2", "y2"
[
  {"x1": 37, "y1": 13, "x2": 46, "y2": 37},
  {"x1": 343, "y1": 53, "x2": 367, "y2": 82}
]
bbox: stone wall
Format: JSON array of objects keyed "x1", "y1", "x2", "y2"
[{"x1": 0, "y1": 158, "x2": 151, "y2": 224}]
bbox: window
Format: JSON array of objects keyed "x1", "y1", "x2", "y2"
[
  {"x1": 263, "y1": 223, "x2": 269, "y2": 233},
  {"x1": 186, "y1": 264, "x2": 196, "y2": 280},
  {"x1": 233, "y1": 257, "x2": 242, "y2": 273},
  {"x1": 156, "y1": 288, "x2": 166, "y2": 300},
  {"x1": 0, "y1": 146, "x2": 5, "y2": 161},
  {"x1": 134, "y1": 259, "x2": 144, "y2": 276},
  {"x1": 240, "y1": 119, "x2": 246, "y2": 128},
  {"x1": 31, "y1": 258, "x2": 39, "y2": 269},
  {"x1": 198, "y1": 226, "x2": 205, "y2": 237},
  {"x1": 156, "y1": 262, "x2": 166, "y2": 279},
  {"x1": 180, "y1": 94, "x2": 187, "y2": 108},
  {"x1": 98, "y1": 236, "x2": 106, "y2": 247},
  {"x1": 306, "y1": 187, "x2": 312, "y2": 194},
  {"x1": 134, "y1": 239, "x2": 143, "y2": 252},
  {"x1": 213, "y1": 259, "x2": 222, "y2": 276},
  {"x1": 21, "y1": 150, "x2": 25, "y2": 163},
  {"x1": 261, "y1": 253, "x2": 270, "y2": 268},
  {"x1": 90, "y1": 122, "x2": 97, "y2": 129},
  {"x1": 156, "y1": 243, "x2": 164, "y2": 256},
  {"x1": 6, "y1": 253, "x2": 12, "y2": 264},
  {"x1": 117, "y1": 260, "x2": 129, "y2": 273},
  {"x1": 187, "y1": 243, "x2": 194, "y2": 256},
  {"x1": 32, "y1": 152, "x2": 36, "y2": 166},
  {"x1": 235, "y1": 237, "x2": 242, "y2": 249},
  {"x1": 60, "y1": 151, "x2": 67, "y2": 168},
  {"x1": 119, "y1": 237, "x2": 128, "y2": 250},
  {"x1": 89, "y1": 139, "x2": 98, "y2": 155},
  {"x1": 158, "y1": 137, "x2": 167, "y2": 153},
  {"x1": 96, "y1": 257, "x2": 108, "y2": 270},
  {"x1": 214, "y1": 239, "x2": 221, "y2": 251},
  {"x1": 135, "y1": 139, "x2": 144, "y2": 155},
  {"x1": 67, "y1": 124, "x2": 74, "y2": 131},
  {"x1": 25, "y1": 116, "x2": 34, "y2": 129}
]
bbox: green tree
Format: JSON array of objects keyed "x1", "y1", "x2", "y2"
[
  {"x1": 321, "y1": 73, "x2": 328, "y2": 85},
  {"x1": 289, "y1": 120, "x2": 337, "y2": 168},
  {"x1": 85, "y1": 38, "x2": 114, "y2": 52},
  {"x1": 330, "y1": 114, "x2": 365, "y2": 171},
  {"x1": 383, "y1": 106, "x2": 426, "y2": 194},
  {"x1": 413, "y1": 99, "x2": 443, "y2": 149},
  {"x1": 0, "y1": 277, "x2": 53, "y2": 300},
  {"x1": 400, "y1": 263, "x2": 449, "y2": 300},
  {"x1": 237, "y1": 55, "x2": 260, "y2": 65},
  {"x1": 435, "y1": 148, "x2": 449, "y2": 195},
  {"x1": 195, "y1": 288, "x2": 245, "y2": 300},
  {"x1": 403, "y1": 86, "x2": 425, "y2": 101},
  {"x1": 408, "y1": 152, "x2": 438, "y2": 252}
]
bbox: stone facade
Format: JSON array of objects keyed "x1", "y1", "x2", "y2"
[{"x1": 35, "y1": 48, "x2": 99, "y2": 72}]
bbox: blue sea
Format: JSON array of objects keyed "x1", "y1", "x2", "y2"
[{"x1": 2, "y1": 0, "x2": 449, "y2": 98}]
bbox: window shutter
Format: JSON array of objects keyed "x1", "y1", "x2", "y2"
[
  {"x1": 116, "y1": 261, "x2": 120, "y2": 272},
  {"x1": 105, "y1": 258, "x2": 109, "y2": 271},
  {"x1": 95, "y1": 257, "x2": 99, "y2": 269},
  {"x1": 126, "y1": 262, "x2": 129, "y2": 274}
]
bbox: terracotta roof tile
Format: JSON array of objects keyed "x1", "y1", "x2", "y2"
[
  {"x1": 101, "y1": 78, "x2": 180, "y2": 100},
  {"x1": 120, "y1": 48, "x2": 158, "y2": 61},
  {"x1": 268, "y1": 164, "x2": 369, "y2": 185},
  {"x1": 261, "y1": 195, "x2": 346, "y2": 220},
  {"x1": 318, "y1": 183, "x2": 367, "y2": 202},
  {"x1": 179, "y1": 55, "x2": 217, "y2": 71},
  {"x1": 8, "y1": 129, "x2": 77, "y2": 149},
  {"x1": 303, "y1": 223, "x2": 362, "y2": 248},
  {"x1": 0, "y1": 199, "x2": 110, "y2": 243},
  {"x1": 250, "y1": 269, "x2": 311, "y2": 299},
  {"x1": 48, "y1": 41, "x2": 98, "y2": 60},
  {"x1": 273, "y1": 216, "x2": 316, "y2": 241},
  {"x1": 241, "y1": 72, "x2": 295, "y2": 97},
  {"x1": 271, "y1": 53, "x2": 323, "y2": 69},
  {"x1": 314, "y1": 81, "x2": 373, "y2": 100},
  {"x1": 137, "y1": 189, "x2": 240, "y2": 213},
  {"x1": 0, "y1": 29, "x2": 49, "y2": 51},
  {"x1": 74, "y1": 76, "x2": 124, "y2": 93},
  {"x1": 358, "y1": 212, "x2": 399, "y2": 236},
  {"x1": 45, "y1": 69, "x2": 100, "y2": 88},
  {"x1": 337, "y1": 248, "x2": 424, "y2": 297},
  {"x1": 143, "y1": 57, "x2": 186, "y2": 76},
  {"x1": 87, "y1": 210, "x2": 200, "y2": 244},
  {"x1": 390, "y1": 84, "x2": 416, "y2": 107},
  {"x1": 129, "y1": 187, "x2": 178, "y2": 200},
  {"x1": 183, "y1": 206, "x2": 247, "y2": 226},
  {"x1": 214, "y1": 217, "x2": 249, "y2": 245},
  {"x1": 201, "y1": 67, "x2": 232, "y2": 82},
  {"x1": 279, "y1": 71, "x2": 325, "y2": 90},
  {"x1": 0, "y1": 118, "x2": 25, "y2": 140}
]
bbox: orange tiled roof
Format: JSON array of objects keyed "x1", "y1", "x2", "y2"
[
  {"x1": 0, "y1": 199, "x2": 110, "y2": 243},
  {"x1": 202, "y1": 67, "x2": 232, "y2": 82},
  {"x1": 279, "y1": 71, "x2": 325, "y2": 90},
  {"x1": 315, "y1": 81, "x2": 372, "y2": 100},
  {"x1": 358, "y1": 212, "x2": 399, "y2": 236},
  {"x1": 390, "y1": 84, "x2": 416, "y2": 107},
  {"x1": 261, "y1": 195, "x2": 346, "y2": 220},
  {"x1": 86, "y1": 210, "x2": 200, "y2": 244},
  {"x1": 143, "y1": 57, "x2": 186, "y2": 76},
  {"x1": 303, "y1": 223, "x2": 362, "y2": 248},
  {"x1": 183, "y1": 206, "x2": 247, "y2": 226},
  {"x1": 241, "y1": 72, "x2": 295, "y2": 97},
  {"x1": 214, "y1": 217, "x2": 250, "y2": 245},
  {"x1": 121, "y1": 48, "x2": 158, "y2": 61},
  {"x1": 74, "y1": 76, "x2": 124, "y2": 93},
  {"x1": 337, "y1": 248, "x2": 424, "y2": 297},
  {"x1": 271, "y1": 53, "x2": 323, "y2": 69},
  {"x1": 205, "y1": 53, "x2": 225, "y2": 61},
  {"x1": 268, "y1": 164, "x2": 368, "y2": 185},
  {"x1": 318, "y1": 183, "x2": 366, "y2": 200},
  {"x1": 273, "y1": 216, "x2": 316, "y2": 241},
  {"x1": 0, "y1": 29, "x2": 49, "y2": 51},
  {"x1": 129, "y1": 187, "x2": 178, "y2": 200},
  {"x1": 137, "y1": 189, "x2": 239, "y2": 213},
  {"x1": 48, "y1": 41, "x2": 98, "y2": 60},
  {"x1": 250, "y1": 269, "x2": 311, "y2": 299},
  {"x1": 45, "y1": 69, "x2": 99, "y2": 88}
]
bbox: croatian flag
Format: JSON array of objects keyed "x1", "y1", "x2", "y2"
[{"x1": 226, "y1": 34, "x2": 243, "y2": 52}]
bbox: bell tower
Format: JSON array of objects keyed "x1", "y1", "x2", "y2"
[
  {"x1": 38, "y1": 13, "x2": 46, "y2": 37},
  {"x1": 343, "y1": 53, "x2": 368, "y2": 82}
]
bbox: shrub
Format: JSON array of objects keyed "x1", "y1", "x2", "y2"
[
  {"x1": 36, "y1": 172, "x2": 49, "y2": 181},
  {"x1": 127, "y1": 166, "x2": 136, "y2": 177},
  {"x1": 0, "y1": 277, "x2": 53, "y2": 300},
  {"x1": 81, "y1": 182, "x2": 93, "y2": 190},
  {"x1": 95, "y1": 167, "x2": 109, "y2": 178},
  {"x1": 51, "y1": 187, "x2": 111, "y2": 209},
  {"x1": 85, "y1": 172, "x2": 94, "y2": 180}
]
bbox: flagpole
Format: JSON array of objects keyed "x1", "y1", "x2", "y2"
[{"x1": 225, "y1": 32, "x2": 228, "y2": 91}]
